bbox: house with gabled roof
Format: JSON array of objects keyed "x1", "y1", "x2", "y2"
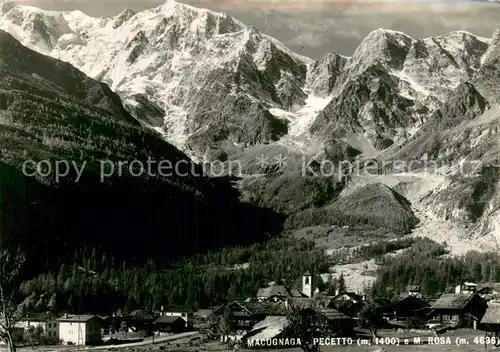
[
  {"x1": 256, "y1": 283, "x2": 304, "y2": 303},
  {"x1": 210, "y1": 301, "x2": 257, "y2": 333},
  {"x1": 429, "y1": 293, "x2": 487, "y2": 329},
  {"x1": 16, "y1": 313, "x2": 59, "y2": 339},
  {"x1": 288, "y1": 293, "x2": 333, "y2": 311},
  {"x1": 57, "y1": 314, "x2": 101, "y2": 346},
  {"x1": 157, "y1": 305, "x2": 193, "y2": 329},
  {"x1": 480, "y1": 302, "x2": 500, "y2": 336},
  {"x1": 476, "y1": 283, "x2": 500, "y2": 297},
  {"x1": 154, "y1": 316, "x2": 186, "y2": 334},
  {"x1": 390, "y1": 293, "x2": 428, "y2": 320},
  {"x1": 328, "y1": 291, "x2": 364, "y2": 317}
]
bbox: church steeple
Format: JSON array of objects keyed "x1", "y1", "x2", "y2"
[{"x1": 302, "y1": 271, "x2": 312, "y2": 298}]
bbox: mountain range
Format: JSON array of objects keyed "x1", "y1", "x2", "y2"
[{"x1": 1, "y1": 0, "x2": 500, "y2": 256}]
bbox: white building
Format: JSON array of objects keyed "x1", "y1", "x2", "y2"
[
  {"x1": 158, "y1": 306, "x2": 193, "y2": 328},
  {"x1": 302, "y1": 271, "x2": 319, "y2": 298},
  {"x1": 455, "y1": 282, "x2": 477, "y2": 294},
  {"x1": 57, "y1": 314, "x2": 101, "y2": 346},
  {"x1": 16, "y1": 313, "x2": 59, "y2": 339}
]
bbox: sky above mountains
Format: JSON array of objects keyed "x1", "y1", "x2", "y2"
[{"x1": 9, "y1": 0, "x2": 500, "y2": 58}]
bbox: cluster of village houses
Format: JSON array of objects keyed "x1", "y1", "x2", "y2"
[
  {"x1": 209, "y1": 273, "x2": 500, "y2": 344},
  {"x1": 10, "y1": 306, "x2": 197, "y2": 346},
  {"x1": 8, "y1": 273, "x2": 500, "y2": 347}
]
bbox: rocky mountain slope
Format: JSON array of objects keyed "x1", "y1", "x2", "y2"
[
  {"x1": 0, "y1": 29, "x2": 282, "y2": 268},
  {"x1": 286, "y1": 183, "x2": 419, "y2": 235},
  {"x1": 310, "y1": 29, "x2": 490, "y2": 157},
  {"x1": 1, "y1": 1, "x2": 492, "y2": 161},
  {"x1": 3, "y1": 0, "x2": 500, "y2": 251},
  {"x1": 0, "y1": 0, "x2": 312, "y2": 161}
]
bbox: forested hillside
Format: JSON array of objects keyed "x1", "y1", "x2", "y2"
[
  {"x1": 371, "y1": 238, "x2": 500, "y2": 297},
  {"x1": 17, "y1": 238, "x2": 332, "y2": 313},
  {"x1": 0, "y1": 30, "x2": 283, "y2": 271}
]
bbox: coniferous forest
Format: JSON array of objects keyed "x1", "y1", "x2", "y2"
[
  {"x1": 371, "y1": 238, "x2": 500, "y2": 298},
  {"x1": 15, "y1": 235, "x2": 500, "y2": 316},
  {"x1": 18, "y1": 238, "x2": 332, "y2": 314}
]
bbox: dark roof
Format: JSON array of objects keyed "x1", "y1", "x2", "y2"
[
  {"x1": 319, "y1": 308, "x2": 351, "y2": 321},
  {"x1": 211, "y1": 301, "x2": 253, "y2": 316},
  {"x1": 194, "y1": 309, "x2": 213, "y2": 317},
  {"x1": 392, "y1": 293, "x2": 427, "y2": 305},
  {"x1": 154, "y1": 316, "x2": 185, "y2": 324},
  {"x1": 21, "y1": 313, "x2": 57, "y2": 322},
  {"x1": 431, "y1": 294, "x2": 475, "y2": 310},
  {"x1": 289, "y1": 296, "x2": 332, "y2": 310},
  {"x1": 481, "y1": 303, "x2": 500, "y2": 325},
  {"x1": 256, "y1": 283, "x2": 305, "y2": 299},
  {"x1": 290, "y1": 289, "x2": 306, "y2": 298},
  {"x1": 303, "y1": 271, "x2": 311, "y2": 276},
  {"x1": 256, "y1": 285, "x2": 292, "y2": 298},
  {"x1": 160, "y1": 306, "x2": 193, "y2": 313},
  {"x1": 477, "y1": 283, "x2": 500, "y2": 292},
  {"x1": 128, "y1": 310, "x2": 159, "y2": 321},
  {"x1": 57, "y1": 315, "x2": 97, "y2": 323},
  {"x1": 243, "y1": 302, "x2": 287, "y2": 316}
]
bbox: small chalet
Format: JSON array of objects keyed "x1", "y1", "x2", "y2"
[
  {"x1": 154, "y1": 316, "x2": 186, "y2": 334},
  {"x1": 329, "y1": 292, "x2": 363, "y2": 316},
  {"x1": 192, "y1": 308, "x2": 213, "y2": 329},
  {"x1": 331, "y1": 292, "x2": 363, "y2": 304},
  {"x1": 429, "y1": 293, "x2": 487, "y2": 329},
  {"x1": 390, "y1": 294, "x2": 428, "y2": 320},
  {"x1": 320, "y1": 308, "x2": 356, "y2": 336},
  {"x1": 97, "y1": 315, "x2": 122, "y2": 335},
  {"x1": 480, "y1": 303, "x2": 500, "y2": 337},
  {"x1": 157, "y1": 305, "x2": 193, "y2": 329},
  {"x1": 126, "y1": 310, "x2": 158, "y2": 333},
  {"x1": 210, "y1": 299, "x2": 292, "y2": 342},
  {"x1": 211, "y1": 301, "x2": 257, "y2": 333}
]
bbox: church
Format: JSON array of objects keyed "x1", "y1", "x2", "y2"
[{"x1": 255, "y1": 271, "x2": 321, "y2": 303}]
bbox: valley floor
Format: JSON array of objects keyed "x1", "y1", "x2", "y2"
[{"x1": 50, "y1": 330, "x2": 500, "y2": 352}]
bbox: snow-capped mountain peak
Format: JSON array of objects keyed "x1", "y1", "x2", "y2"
[
  {"x1": 0, "y1": 0, "x2": 314, "y2": 159},
  {"x1": 345, "y1": 28, "x2": 413, "y2": 72},
  {"x1": 1, "y1": 0, "x2": 497, "y2": 166},
  {"x1": 111, "y1": 8, "x2": 136, "y2": 29},
  {"x1": 0, "y1": 1, "x2": 76, "y2": 53}
]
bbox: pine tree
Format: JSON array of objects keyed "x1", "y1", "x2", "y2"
[
  {"x1": 337, "y1": 273, "x2": 346, "y2": 294},
  {"x1": 47, "y1": 293, "x2": 57, "y2": 312},
  {"x1": 185, "y1": 277, "x2": 195, "y2": 310}
]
